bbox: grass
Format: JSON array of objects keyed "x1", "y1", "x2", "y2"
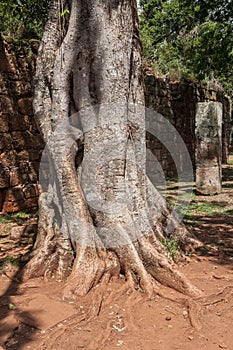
[
  {"x1": 0, "y1": 211, "x2": 38, "y2": 226},
  {"x1": 131, "y1": 266, "x2": 141, "y2": 283},
  {"x1": 161, "y1": 237, "x2": 179, "y2": 258},
  {"x1": 166, "y1": 191, "x2": 232, "y2": 226},
  {"x1": 0, "y1": 256, "x2": 19, "y2": 269}
]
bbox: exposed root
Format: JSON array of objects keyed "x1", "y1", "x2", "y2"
[
  {"x1": 196, "y1": 285, "x2": 233, "y2": 306},
  {"x1": 37, "y1": 278, "x2": 143, "y2": 350},
  {"x1": 63, "y1": 248, "x2": 120, "y2": 298},
  {"x1": 186, "y1": 299, "x2": 202, "y2": 330}
]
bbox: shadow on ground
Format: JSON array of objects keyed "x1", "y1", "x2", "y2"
[
  {"x1": 0, "y1": 264, "x2": 39, "y2": 349},
  {"x1": 0, "y1": 216, "x2": 39, "y2": 350}
]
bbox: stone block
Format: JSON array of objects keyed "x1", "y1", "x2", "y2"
[
  {"x1": 0, "y1": 165, "x2": 10, "y2": 188},
  {"x1": 4, "y1": 187, "x2": 24, "y2": 202},
  {"x1": 0, "y1": 115, "x2": 9, "y2": 132},
  {"x1": 0, "y1": 95, "x2": 13, "y2": 114},
  {"x1": 28, "y1": 149, "x2": 43, "y2": 161},
  {"x1": 11, "y1": 131, "x2": 26, "y2": 150},
  {"x1": 23, "y1": 184, "x2": 39, "y2": 199},
  {"x1": 9, "y1": 81, "x2": 32, "y2": 95},
  {"x1": 17, "y1": 150, "x2": 30, "y2": 161},
  {"x1": 0, "y1": 190, "x2": 5, "y2": 205},
  {"x1": 10, "y1": 166, "x2": 28, "y2": 186},
  {"x1": 18, "y1": 97, "x2": 33, "y2": 115},
  {"x1": 11, "y1": 131, "x2": 42, "y2": 151},
  {"x1": 28, "y1": 162, "x2": 40, "y2": 182},
  {"x1": 0, "y1": 133, "x2": 13, "y2": 150},
  {"x1": 8, "y1": 114, "x2": 29, "y2": 131},
  {"x1": 2, "y1": 200, "x2": 25, "y2": 213},
  {"x1": 24, "y1": 197, "x2": 39, "y2": 210},
  {"x1": 0, "y1": 150, "x2": 18, "y2": 168}
]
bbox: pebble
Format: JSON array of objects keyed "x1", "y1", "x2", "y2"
[
  {"x1": 117, "y1": 340, "x2": 124, "y2": 346},
  {"x1": 219, "y1": 344, "x2": 227, "y2": 349},
  {"x1": 165, "y1": 316, "x2": 171, "y2": 321},
  {"x1": 188, "y1": 336, "x2": 194, "y2": 341}
]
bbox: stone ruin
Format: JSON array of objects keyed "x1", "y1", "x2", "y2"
[
  {"x1": 0, "y1": 36, "x2": 232, "y2": 213},
  {"x1": 0, "y1": 35, "x2": 43, "y2": 213}
]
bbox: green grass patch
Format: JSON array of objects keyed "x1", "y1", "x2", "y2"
[
  {"x1": 161, "y1": 237, "x2": 179, "y2": 258},
  {"x1": 0, "y1": 211, "x2": 38, "y2": 225},
  {"x1": 0, "y1": 256, "x2": 19, "y2": 269}
]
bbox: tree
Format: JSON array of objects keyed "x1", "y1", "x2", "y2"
[
  {"x1": 0, "y1": 0, "x2": 48, "y2": 39},
  {"x1": 140, "y1": 0, "x2": 233, "y2": 92},
  {"x1": 24, "y1": 0, "x2": 201, "y2": 299}
]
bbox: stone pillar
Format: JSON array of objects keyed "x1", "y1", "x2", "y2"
[{"x1": 195, "y1": 102, "x2": 222, "y2": 195}]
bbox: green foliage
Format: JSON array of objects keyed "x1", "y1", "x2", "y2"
[
  {"x1": 8, "y1": 303, "x2": 17, "y2": 310},
  {"x1": 161, "y1": 237, "x2": 179, "y2": 258},
  {"x1": 0, "y1": 256, "x2": 19, "y2": 269},
  {"x1": 0, "y1": 211, "x2": 38, "y2": 225},
  {"x1": 140, "y1": 0, "x2": 233, "y2": 93},
  {"x1": 0, "y1": 0, "x2": 48, "y2": 39}
]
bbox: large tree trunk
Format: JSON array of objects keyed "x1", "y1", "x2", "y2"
[{"x1": 25, "y1": 0, "x2": 200, "y2": 298}]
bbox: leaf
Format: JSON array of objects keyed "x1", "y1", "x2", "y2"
[
  {"x1": 60, "y1": 9, "x2": 70, "y2": 17},
  {"x1": 8, "y1": 303, "x2": 16, "y2": 310}
]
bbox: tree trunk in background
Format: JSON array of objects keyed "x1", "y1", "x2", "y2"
[{"x1": 24, "y1": 0, "x2": 201, "y2": 298}]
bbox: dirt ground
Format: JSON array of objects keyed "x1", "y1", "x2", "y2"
[{"x1": 0, "y1": 160, "x2": 233, "y2": 350}]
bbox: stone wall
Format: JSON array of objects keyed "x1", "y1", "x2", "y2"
[
  {"x1": 145, "y1": 74, "x2": 232, "y2": 180},
  {"x1": 0, "y1": 35, "x2": 43, "y2": 213}
]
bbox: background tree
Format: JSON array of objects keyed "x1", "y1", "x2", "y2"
[
  {"x1": 140, "y1": 0, "x2": 233, "y2": 94},
  {"x1": 0, "y1": 0, "x2": 48, "y2": 39},
  {"x1": 23, "y1": 0, "x2": 201, "y2": 298}
]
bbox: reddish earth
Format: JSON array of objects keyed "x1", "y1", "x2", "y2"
[{"x1": 0, "y1": 160, "x2": 233, "y2": 350}]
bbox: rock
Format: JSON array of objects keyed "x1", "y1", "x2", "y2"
[{"x1": 165, "y1": 316, "x2": 172, "y2": 321}]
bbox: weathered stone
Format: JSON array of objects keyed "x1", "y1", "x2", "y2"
[
  {"x1": 24, "y1": 197, "x2": 38, "y2": 210},
  {"x1": 0, "y1": 150, "x2": 18, "y2": 168},
  {"x1": 18, "y1": 97, "x2": 33, "y2": 115},
  {"x1": 0, "y1": 190, "x2": 5, "y2": 206},
  {"x1": 23, "y1": 184, "x2": 39, "y2": 199},
  {"x1": 0, "y1": 36, "x2": 16, "y2": 74},
  {"x1": 195, "y1": 102, "x2": 222, "y2": 195},
  {"x1": 11, "y1": 131, "x2": 27, "y2": 150},
  {"x1": 11, "y1": 131, "x2": 42, "y2": 150},
  {"x1": 28, "y1": 149, "x2": 43, "y2": 161},
  {"x1": 4, "y1": 187, "x2": 24, "y2": 202},
  {"x1": 0, "y1": 164, "x2": 10, "y2": 188},
  {"x1": 28, "y1": 162, "x2": 40, "y2": 182},
  {"x1": 0, "y1": 95, "x2": 13, "y2": 114},
  {"x1": 8, "y1": 114, "x2": 30, "y2": 131},
  {"x1": 17, "y1": 150, "x2": 30, "y2": 161},
  {"x1": 2, "y1": 196, "x2": 39, "y2": 213},
  {"x1": 0, "y1": 133, "x2": 13, "y2": 150},
  {"x1": 0, "y1": 115, "x2": 9, "y2": 132},
  {"x1": 2, "y1": 200, "x2": 24, "y2": 213},
  {"x1": 10, "y1": 166, "x2": 28, "y2": 186},
  {"x1": 1, "y1": 192, "x2": 38, "y2": 215},
  {"x1": 9, "y1": 81, "x2": 32, "y2": 95}
]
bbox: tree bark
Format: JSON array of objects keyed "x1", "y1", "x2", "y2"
[{"x1": 24, "y1": 0, "x2": 201, "y2": 298}]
